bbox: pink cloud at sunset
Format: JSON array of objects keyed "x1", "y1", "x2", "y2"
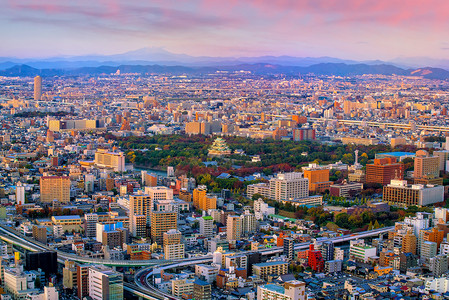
[{"x1": 1, "y1": 0, "x2": 448, "y2": 60}]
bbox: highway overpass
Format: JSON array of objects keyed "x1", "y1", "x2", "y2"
[{"x1": 134, "y1": 226, "x2": 394, "y2": 298}]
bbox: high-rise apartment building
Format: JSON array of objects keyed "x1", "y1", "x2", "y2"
[
  {"x1": 283, "y1": 238, "x2": 294, "y2": 261},
  {"x1": 144, "y1": 186, "x2": 174, "y2": 203},
  {"x1": 421, "y1": 241, "x2": 437, "y2": 264},
  {"x1": 34, "y1": 75, "x2": 42, "y2": 100},
  {"x1": 420, "y1": 227, "x2": 445, "y2": 249},
  {"x1": 321, "y1": 241, "x2": 335, "y2": 261},
  {"x1": 84, "y1": 213, "x2": 99, "y2": 238},
  {"x1": 402, "y1": 230, "x2": 417, "y2": 255},
  {"x1": 77, "y1": 264, "x2": 90, "y2": 300},
  {"x1": 307, "y1": 244, "x2": 325, "y2": 272},
  {"x1": 199, "y1": 216, "x2": 214, "y2": 238},
  {"x1": 32, "y1": 225, "x2": 47, "y2": 244},
  {"x1": 141, "y1": 171, "x2": 158, "y2": 187},
  {"x1": 129, "y1": 193, "x2": 151, "y2": 236},
  {"x1": 429, "y1": 254, "x2": 449, "y2": 277},
  {"x1": 63, "y1": 260, "x2": 77, "y2": 289},
  {"x1": 164, "y1": 243, "x2": 185, "y2": 260},
  {"x1": 172, "y1": 279, "x2": 194, "y2": 298},
  {"x1": 240, "y1": 210, "x2": 257, "y2": 237},
  {"x1": 193, "y1": 186, "x2": 207, "y2": 209},
  {"x1": 193, "y1": 279, "x2": 212, "y2": 300},
  {"x1": 163, "y1": 229, "x2": 182, "y2": 246},
  {"x1": 40, "y1": 176, "x2": 71, "y2": 203},
  {"x1": 433, "y1": 150, "x2": 449, "y2": 172},
  {"x1": 131, "y1": 215, "x2": 146, "y2": 238},
  {"x1": 415, "y1": 150, "x2": 440, "y2": 179},
  {"x1": 269, "y1": 172, "x2": 309, "y2": 201},
  {"x1": 227, "y1": 215, "x2": 242, "y2": 241},
  {"x1": 150, "y1": 211, "x2": 177, "y2": 245}
]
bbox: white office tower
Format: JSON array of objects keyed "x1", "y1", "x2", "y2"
[
  {"x1": 269, "y1": 172, "x2": 309, "y2": 201},
  {"x1": 15, "y1": 182, "x2": 25, "y2": 205},
  {"x1": 88, "y1": 265, "x2": 123, "y2": 300}
]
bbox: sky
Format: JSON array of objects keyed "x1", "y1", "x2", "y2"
[{"x1": 1, "y1": 0, "x2": 449, "y2": 60}]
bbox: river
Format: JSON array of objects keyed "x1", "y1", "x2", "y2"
[{"x1": 133, "y1": 166, "x2": 168, "y2": 178}]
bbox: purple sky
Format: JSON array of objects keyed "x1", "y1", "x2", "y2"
[{"x1": 2, "y1": 0, "x2": 449, "y2": 60}]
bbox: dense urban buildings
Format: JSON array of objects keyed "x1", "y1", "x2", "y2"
[{"x1": 1, "y1": 57, "x2": 449, "y2": 300}]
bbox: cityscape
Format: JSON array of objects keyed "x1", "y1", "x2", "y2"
[{"x1": 1, "y1": 1, "x2": 449, "y2": 300}]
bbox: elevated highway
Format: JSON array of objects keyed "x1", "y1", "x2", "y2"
[
  {"x1": 309, "y1": 117, "x2": 449, "y2": 132},
  {"x1": 134, "y1": 226, "x2": 393, "y2": 298}
]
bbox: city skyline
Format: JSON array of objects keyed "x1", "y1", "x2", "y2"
[{"x1": 1, "y1": 0, "x2": 449, "y2": 61}]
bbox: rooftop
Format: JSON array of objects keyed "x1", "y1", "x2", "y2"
[
  {"x1": 263, "y1": 284, "x2": 285, "y2": 294},
  {"x1": 254, "y1": 261, "x2": 288, "y2": 267}
]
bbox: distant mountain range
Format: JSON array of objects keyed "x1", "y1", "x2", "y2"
[{"x1": 1, "y1": 48, "x2": 449, "y2": 79}]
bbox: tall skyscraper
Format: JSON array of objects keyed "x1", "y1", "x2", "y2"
[{"x1": 34, "y1": 75, "x2": 42, "y2": 100}]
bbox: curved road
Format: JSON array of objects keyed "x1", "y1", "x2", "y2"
[
  {"x1": 134, "y1": 226, "x2": 393, "y2": 298},
  {"x1": 0, "y1": 223, "x2": 393, "y2": 298}
]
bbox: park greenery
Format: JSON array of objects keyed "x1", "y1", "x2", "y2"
[
  {"x1": 105, "y1": 133, "x2": 444, "y2": 232},
  {"x1": 254, "y1": 193, "x2": 436, "y2": 232},
  {"x1": 107, "y1": 133, "x2": 417, "y2": 181}
]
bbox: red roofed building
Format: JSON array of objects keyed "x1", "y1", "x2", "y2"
[{"x1": 307, "y1": 244, "x2": 324, "y2": 272}]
